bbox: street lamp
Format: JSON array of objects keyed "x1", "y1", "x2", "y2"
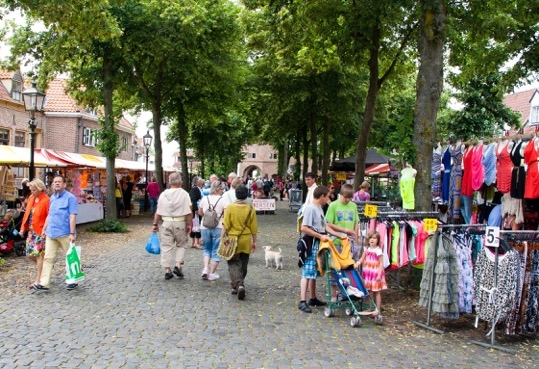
[
  {"x1": 22, "y1": 81, "x2": 46, "y2": 180},
  {"x1": 143, "y1": 130, "x2": 153, "y2": 212}
]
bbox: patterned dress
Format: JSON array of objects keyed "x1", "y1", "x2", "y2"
[
  {"x1": 432, "y1": 147, "x2": 442, "y2": 200},
  {"x1": 449, "y1": 145, "x2": 464, "y2": 219},
  {"x1": 496, "y1": 141, "x2": 512, "y2": 194},
  {"x1": 362, "y1": 247, "x2": 387, "y2": 292}
]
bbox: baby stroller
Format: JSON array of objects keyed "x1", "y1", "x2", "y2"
[
  {"x1": 0, "y1": 209, "x2": 26, "y2": 256},
  {"x1": 318, "y1": 238, "x2": 382, "y2": 327}
]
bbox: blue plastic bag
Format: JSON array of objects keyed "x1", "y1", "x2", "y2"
[{"x1": 145, "y1": 232, "x2": 160, "y2": 254}]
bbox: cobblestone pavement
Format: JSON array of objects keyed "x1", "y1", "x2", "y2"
[{"x1": 0, "y1": 201, "x2": 537, "y2": 368}]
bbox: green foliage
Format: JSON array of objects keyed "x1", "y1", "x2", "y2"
[
  {"x1": 86, "y1": 219, "x2": 129, "y2": 233},
  {"x1": 444, "y1": 72, "x2": 521, "y2": 140}
]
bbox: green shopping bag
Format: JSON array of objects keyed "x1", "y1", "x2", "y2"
[{"x1": 65, "y1": 243, "x2": 85, "y2": 284}]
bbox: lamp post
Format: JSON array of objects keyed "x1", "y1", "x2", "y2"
[
  {"x1": 143, "y1": 130, "x2": 153, "y2": 212},
  {"x1": 22, "y1": 81, "x2": 46, "y2": 180}
]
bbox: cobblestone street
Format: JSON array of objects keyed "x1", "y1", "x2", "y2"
[{"x1": 0, "y1": 201, "x2": 537, "y2": 368}]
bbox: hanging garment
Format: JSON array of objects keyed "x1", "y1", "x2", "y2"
[
  {"x1": 400, "y1": 167, "x2": 416, "y2": 210},
  {"x1": 399, "y1": 221, "x2": 409, "y2": 267},
  {"x1": 449, "y1": 144, "x2": 464, "y2": 219},
  {"x1": 432, "y1": 147, "x2": 442, "y2": 200},
  {"x1": 522, "y1": 250, "x2": 539, "y2": 334},
  {"x1": 419, "y1": 233, "x2": 460, "y2": 318},
  {"x1": 510, "y1": 140, "x2": 526, "y2": 199},
  {"x1": 505, "y1": 242, "x2": 527, "y2": 336},
  {"x1": 524, "y1": 137, "x2": 539, "y2": 199},
  {"x1": 389, "y1": 220, "x2": 400, "y2": 270},
  {"x1": 496, "y1": 140, "x2": 512, "y2": 194},
  {"x1": 452, "y1": 231, "x2": 474, "y2": 314},
  {"x1": 472, "y1": 143, "x2": 485, "y2": 191},
  {"x1": 461, "y1": 146, "x2": 474, "y2": 197},
  {"x1": 473, "y1": 246, "x2": 519, "y2": 325},
  {"x1": 501, "y1": 193, "x2": 524, "y2": 225},
  {"x1": 483, "y1": 143, "x2": 497, "y2": 186},
  {"x1": 441, "y1": 146, "x2": 452, "y2": 203}
]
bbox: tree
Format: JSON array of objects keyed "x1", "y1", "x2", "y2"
[{"x1": 412, "y1": 0, "x2": 446, "y2": 211}]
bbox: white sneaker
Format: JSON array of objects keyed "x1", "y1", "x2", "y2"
[
  {"x1": 208, "y1": 273, "x2": 220, "y2": 281},
  {"x1": 201, "y1": 268, "x2": 209, "y2": 280}
]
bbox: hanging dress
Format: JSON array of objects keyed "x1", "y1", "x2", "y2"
[
  {"x1": 449, "y1": 144, "x2": 464, "y2": 219},
  {"x1": 460, "y1": 146, "x2": 474, "y2": 197},
  {"x1": 483, "y1": 143, "x2": 497, "y2": 186},
  {"x1": 496, "y1": 140, "x2": 512, "y2": 194},
  {"x1": 432, "y1": 146, "x2": 442, "y2": 200},
  {"x1": 471, "y1": 143, "x2": 485, "y2": 191},
  {"x1": 441, "y1": 146, "x2": 452, "y2": 203},
  {"x1": 524, "y1": 137, "x2": 539, "y2": 199},
  {"x1": 510, "y1": 140, "x2": 526, "y2": 199}
]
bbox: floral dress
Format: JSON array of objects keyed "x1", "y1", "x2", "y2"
[{"x1": 362, "y1": 247, "x2": 387, "y2": 292}]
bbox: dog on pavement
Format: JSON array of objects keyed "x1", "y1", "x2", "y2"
[{"x1": 263, "y1": 246, "x2": 283, "y2": 270}]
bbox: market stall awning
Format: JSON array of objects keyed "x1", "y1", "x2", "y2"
[
  {"x1": 44, "y1": 149, "x2": 106, "y2": 168},
  {"x1": 330, "y1": 148, "x2": 389, "y2": 172},
  {"x1": 365, "y1": 163, "x2": 390, "y2": 176},
  {"x1": 35, "y1": 148, "x2": 70, "y2": 167},
  {"x1": 0, "y1": 145, "x2": 50, "y2": 166},
  {"x1": 115, "y1": 158, "x2": 155, "y2": 171}
]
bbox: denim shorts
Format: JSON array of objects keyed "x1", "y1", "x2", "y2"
[{"x1": 201, "y1": 227, "x2": 221, "y2": 262}]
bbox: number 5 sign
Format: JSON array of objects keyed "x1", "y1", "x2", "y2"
[{"x1": 485, "y1": 226, "x2": 500, "y2": 247}]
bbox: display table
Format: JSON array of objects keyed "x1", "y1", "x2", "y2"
[{"x1": 76, "y1": 202, "x2": 104, "y2": 224}]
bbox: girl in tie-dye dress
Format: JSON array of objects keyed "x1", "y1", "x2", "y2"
[{"x1": 356, "y1": 230, "x2": 387, "y2": 317}]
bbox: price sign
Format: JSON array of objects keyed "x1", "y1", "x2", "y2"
[
  {"x1": 424, "y1": 218, "x2": 438, "y2": 232},
  {"x1": 485, "y1": 226, "x2": 500, "y2": 247},
  {"x1": 364, "y1": 204, "x2": 378, "y2": 218},
  {"x1": 335, "y1": 172, "x2": 347, "y2": 181}
]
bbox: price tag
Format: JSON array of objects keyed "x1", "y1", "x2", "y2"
[
  {"x1": 364, "y1": 204, "x2": 378, "y2": 218},
  {"x1": 336, "y1": 172, "x2": 347, "y2": 181},
  {"x1": 485, "y1": 226, "x2": 500, "y2": 247},
  {"x1": 424, "y1": 218, "x2": 438, "y2": 232}
]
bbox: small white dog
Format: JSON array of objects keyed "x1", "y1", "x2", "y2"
[{"x1": 263, "y1": 246, "x2": 283, "y2": 270}]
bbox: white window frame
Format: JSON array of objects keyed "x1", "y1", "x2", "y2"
[
  {"x1": 0, "y1": 128, "x2": 10, "y2": 145},
  {"x1": 14, "y1": 131, "x2": 26, "y2": 147},
  {"x1": 248, "y1": 153, "x2": 256, "y2": 159},
  {"x1": 11, "y1": 81, "x2": 21, "y2": 101},
  {"x1": 82, "y1": 127, "x2": 98, "y2": 147},
  {"x1": 121, "y1": 136, "x2": 127, "y2": 152},
  {"x1": 531, "y1": 106, "x2": 539, "y2": 125}
]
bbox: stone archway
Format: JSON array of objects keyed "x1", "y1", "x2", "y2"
[{"x1": 242, "y1": 165, "x2": 262, "y2": 179}]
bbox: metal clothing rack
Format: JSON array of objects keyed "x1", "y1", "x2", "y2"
[
  {"x1": 413, "y1": 223, "x2": 487, "y2": 335},
  {"x1": 369, "y1": 211, "x2": 439, "y2": 290},
  {"x1": 470, "y1": 229, "x2": 538, "y2": 354}
]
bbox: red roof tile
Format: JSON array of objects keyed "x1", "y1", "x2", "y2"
[
  {"x1": 43, "y1": 78, "x2": 82, "y2": 113},
  {"x1": 503, "y1": 88, "x2": 537, "y2": 125}
]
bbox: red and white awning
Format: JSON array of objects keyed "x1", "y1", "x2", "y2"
[{"x1": 365, "y1": 163, "x2": 390, "y2": 176}]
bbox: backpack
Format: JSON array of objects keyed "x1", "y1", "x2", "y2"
[{"x1": 202, "y1": 196, "x2": 222, "y2": 228}]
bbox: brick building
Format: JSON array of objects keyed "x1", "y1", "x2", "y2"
[
  {"x1": 238, "y1": 144, "x2": 279, "y2": 179},
  {"x1": 0, "y1": 72, "x2": 138, "y2": 180}
]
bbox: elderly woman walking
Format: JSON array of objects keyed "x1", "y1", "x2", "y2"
[
  {"x1": 221, "y1": 184, "x2": 258, "y2": 300},
  {"x1": 19, "y1": 179, "x2": 50, "y2": 288}
]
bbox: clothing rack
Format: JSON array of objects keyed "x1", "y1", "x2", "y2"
[
  {"x1": 470, "y1": 229, "x2": 538, "y2": 354},
  {"x1": 413, "y1": 223, "x2": 487, "y2": 335},
  {"x1": 372, "y1": 211, "x2": 439, "y2": 290}
]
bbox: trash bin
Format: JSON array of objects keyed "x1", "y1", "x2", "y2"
[{"x1": 289, "y1": 189, "x2": 302, "y2": 213}]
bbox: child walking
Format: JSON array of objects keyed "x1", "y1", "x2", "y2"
[{"x1": 356, "y1": 230, "x2": 387, "y2": 318}]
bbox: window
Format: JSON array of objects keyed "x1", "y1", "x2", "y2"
[
  {"x1": 14, "y1": 131, "x2": 25, "y2": 147},
  {"x1": 11, "y1": 81, "x2": 21, "y2": 101},
  {"x1": 269, "y1": 152, "x2": 278, "y2": 159},
  {"x1": 247, "y1": 153, "x2": 256, "y2": 159},
  {"x1": 121, "y1": 136, "x2": 127, "y2": 152},
  {"x1": 531, "y1": 106, "x2": 539, "y2": 125},
  {"x1": 82, "y1": 127, "x2": 98, "y2": 147},
  {"x1": 0, "y1": 129, "x2": 9, "y2": 145}
]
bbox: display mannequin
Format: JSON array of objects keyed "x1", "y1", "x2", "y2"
[{"x1": 400, "y1": 163, "x2": 416, "y2": 210}]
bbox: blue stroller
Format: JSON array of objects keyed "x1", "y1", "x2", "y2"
[{"x1": 319, "y1": 239, "x2": 382, "y2": 327}]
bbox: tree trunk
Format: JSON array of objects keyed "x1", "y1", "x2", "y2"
[
  {"x1": 308, "y1": 98, "x2": 318, "y2": 176},
  {"x1": 302, "y1": 127, "x2": 309, "y2": 201},
  {"x1": 321, "y1": 118, "x2": 330, "y2": 186},
  {"x1": 102, "y1": 53, "x2": 116, "y2": 221},
  {"x1": 354, "y1": 23, "x2": 381, "y2": 191},
  {"x1": 176, "y1": 100, "x2": 190, "y2": 190},
  {"x1": 151, "y1": 104, "x2": 164, "y2": 192},
  {"x1": 413, "y1": 0, "x2": 446, "y2": 211}
]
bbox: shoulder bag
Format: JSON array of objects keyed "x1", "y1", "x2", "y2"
[{"x1": 217, "y1": 206, "x2": 253, "y2": 260}]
